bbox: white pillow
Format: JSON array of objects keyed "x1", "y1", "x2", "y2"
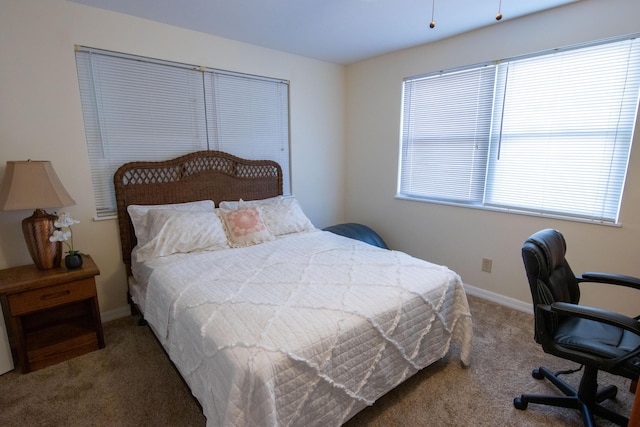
[
  {"x1": 135, "y1": 209, "x2": 229, "y2": 262},
  {"x1": 219, "y1": 196, "x2": 314, "y2": 236},
  {"x1": 217, "y1": 206, "x2": 275, "y2": 247},
  {"x1": 127, "y1": 200, "x2": 215, "y2": 247}
]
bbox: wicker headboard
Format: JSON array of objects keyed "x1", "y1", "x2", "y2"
[{"x1": 113, "y1": 150, "x2": 283, "y2": 271}]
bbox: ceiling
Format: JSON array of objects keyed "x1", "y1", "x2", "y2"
[{"x1": 68, "y1": 0, "x2": 580, "y2": 64}]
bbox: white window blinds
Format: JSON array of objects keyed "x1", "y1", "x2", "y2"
[
  {"x1": 486, "y1": 39, "x2": 640, "y2": 221},
  {"x1": 400, "y1": 66, "x2": 495, "y2": 203},
  {"x1": 205, "y1": 72, "x2": 290, "y2": 193},
  {"x1": 75, "y1": 47, "x2": 290, "y2": 218},
  {"x1": 399, "y1": 35, "x2": 640, "y2": 224}
]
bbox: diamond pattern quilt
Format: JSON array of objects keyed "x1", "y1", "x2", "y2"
[{"x1": 136, "y1": 230, "x2": 473, "y2": 426}]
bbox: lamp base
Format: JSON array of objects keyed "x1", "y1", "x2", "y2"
[{"x1": 22, "y1": 209, "x2": 61, "y2": 270}]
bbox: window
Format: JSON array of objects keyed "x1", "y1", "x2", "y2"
[
  {"x1": 75, "y1": 47, "x2": 290, "y2": 218},
  {"x1": 399, "y1": 36, "x2": 640, "y2": 224}
]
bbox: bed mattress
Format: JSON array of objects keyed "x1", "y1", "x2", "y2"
[{"x1": 131, "y1": 230, "x2": 472, "y2": 426}]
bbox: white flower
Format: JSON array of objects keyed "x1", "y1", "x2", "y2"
[
  {"x1": 49, "y1": 212, "x2": 80, "y2": 254},
  {"x1": 49, "y1": 229, "x2": 71, "y2": 243},
  {"x1": 54, "y1": 211, "x2": 80, "y2": 229}
]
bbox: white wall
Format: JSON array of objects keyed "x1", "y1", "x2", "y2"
[
  {"x1": 345, "y1": 0, "x2": 640, "y2": 317},
  {"x1": 0, "y1": 0, "x2": 346, "y2": 317},
  {"x1": 2, "y1": 0, "x2": 637, "y2": 321}
]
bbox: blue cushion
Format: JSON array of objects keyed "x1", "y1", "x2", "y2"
[{"x1": 323, "y1": 223, "x2": 388, "y2": 249}]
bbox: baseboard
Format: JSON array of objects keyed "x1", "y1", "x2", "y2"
[
  {"x1": 100, "y1": 306, "x2": 131, "y2": 323},
  {"x1": 463, "y1": 283, "x2": 533, "y2": 314}
]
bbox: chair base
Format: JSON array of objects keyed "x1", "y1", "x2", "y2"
[{"x1": 514, "y1": 366, "x2": 629, "y2": 427}]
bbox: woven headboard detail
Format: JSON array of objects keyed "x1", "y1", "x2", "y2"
[
  {"x1": 119, "y1": 156, "x2": 280, "y2": 185},
  {"x1": 114, "y1": 150, "x2": 283, "y2": 270}
]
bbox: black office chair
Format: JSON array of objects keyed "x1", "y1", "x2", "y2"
[{"x1": 515, "y1": 229, "x2": 640, "y2": 426}]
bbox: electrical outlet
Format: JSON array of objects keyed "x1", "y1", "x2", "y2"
[{"x1": 481, "y1": 257, "x2": 493, "y2": 273}]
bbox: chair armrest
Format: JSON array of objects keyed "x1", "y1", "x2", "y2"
[
  {"x1": 547, "y1": 303, "x2": 640, "y2": 370},
  {"x1": 577, "y1": 271, "x2": 640, "y2": 290},
  {"x1": 551, "y1": 302, "x2": 640, "y2": 336}
]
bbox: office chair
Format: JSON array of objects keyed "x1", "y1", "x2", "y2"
[{"x1": 515, "y1": 229, "x2": 640, "y2": 426}]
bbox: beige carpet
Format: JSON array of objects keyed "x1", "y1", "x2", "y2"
[{"x1": 0, "y1": 295, "x2": 634, "y2": 426}]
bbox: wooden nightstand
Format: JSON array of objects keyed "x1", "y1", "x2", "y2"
[{"x1": 0, "y1": 255, "x2": 104, "y2": 373}]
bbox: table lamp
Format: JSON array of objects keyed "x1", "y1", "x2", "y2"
[{"x1": 0, "y1": 160, "x2": 76, "y2": 269}]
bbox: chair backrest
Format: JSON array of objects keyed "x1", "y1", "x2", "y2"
[{"x1": 522, "y1": 229, "x2": 581, "y2": 342}]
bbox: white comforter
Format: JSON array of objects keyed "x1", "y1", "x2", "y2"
[{"x1": 134, "y1": 230, "x2": 473, "y2": 426}]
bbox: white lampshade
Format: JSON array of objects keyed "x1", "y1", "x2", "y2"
[{"x1": 0, "y1": 160, "x2": 75, "y2": 211}]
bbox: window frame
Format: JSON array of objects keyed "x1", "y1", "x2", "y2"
[
  {"x1": 75, "y1": 46, "x2": 291, "y2": 219},
  {"x1": 397, "y1": 34, "x2": 640, "y2": 226}
]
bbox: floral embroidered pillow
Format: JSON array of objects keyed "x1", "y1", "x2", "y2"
[
  {"x1": 219, "y1": 196, "x2": 315, "y2": 236},
  {"x1": 218, "y1": 206, "x2": 275, "y2": 247}
]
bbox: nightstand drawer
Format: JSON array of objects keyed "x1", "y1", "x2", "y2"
[{"x1": 8, "y1": 278, "x2": 97, "y2": 316}]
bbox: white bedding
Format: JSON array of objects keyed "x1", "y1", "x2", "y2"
[{"x1": 131, "y1": 230, "x2": 473, "y2": 426}]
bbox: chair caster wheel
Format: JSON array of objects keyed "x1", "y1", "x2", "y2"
[
  {"x1": 596, "y1": 384, "x2": 618, "y2": 403},
  {"x1": 514, "y1": 397, "x2": 528, "y2": 410},
  {"x1": 532, "y1": 368, "x2": 544, "y2": 379}
]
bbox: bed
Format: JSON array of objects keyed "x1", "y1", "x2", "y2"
[{"x1": 113, "y1": 150, "x2": 473, "y2": 426}]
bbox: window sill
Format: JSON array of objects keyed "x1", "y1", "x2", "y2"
[
  {"x1": 92, "y1": 214, "x2": 117, "y2": 222},
  {"x1": 394, "y1": 194, "x2": 621, "y2": 228}
]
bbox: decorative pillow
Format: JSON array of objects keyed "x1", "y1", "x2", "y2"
[
  {"x1": 217, "y1": 206, "x2": 275, "y2": 247},
  {"x1": 219, "y1": 196, "x2": 314, "y2": 236},
  {"x1": 135, "y1": 209, "x2": 229, "y2": 262},
  {"x1": 127, "y1": 200, "x2": 215, "y2": 247}
]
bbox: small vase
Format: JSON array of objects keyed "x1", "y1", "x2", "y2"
[{"x1": 65, "y1": 253, "x2": 83, "y2": 269}]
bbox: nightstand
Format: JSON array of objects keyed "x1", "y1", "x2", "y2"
[{"x1": 0, "y1": 255, "x2": 104, "y2": 373}]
